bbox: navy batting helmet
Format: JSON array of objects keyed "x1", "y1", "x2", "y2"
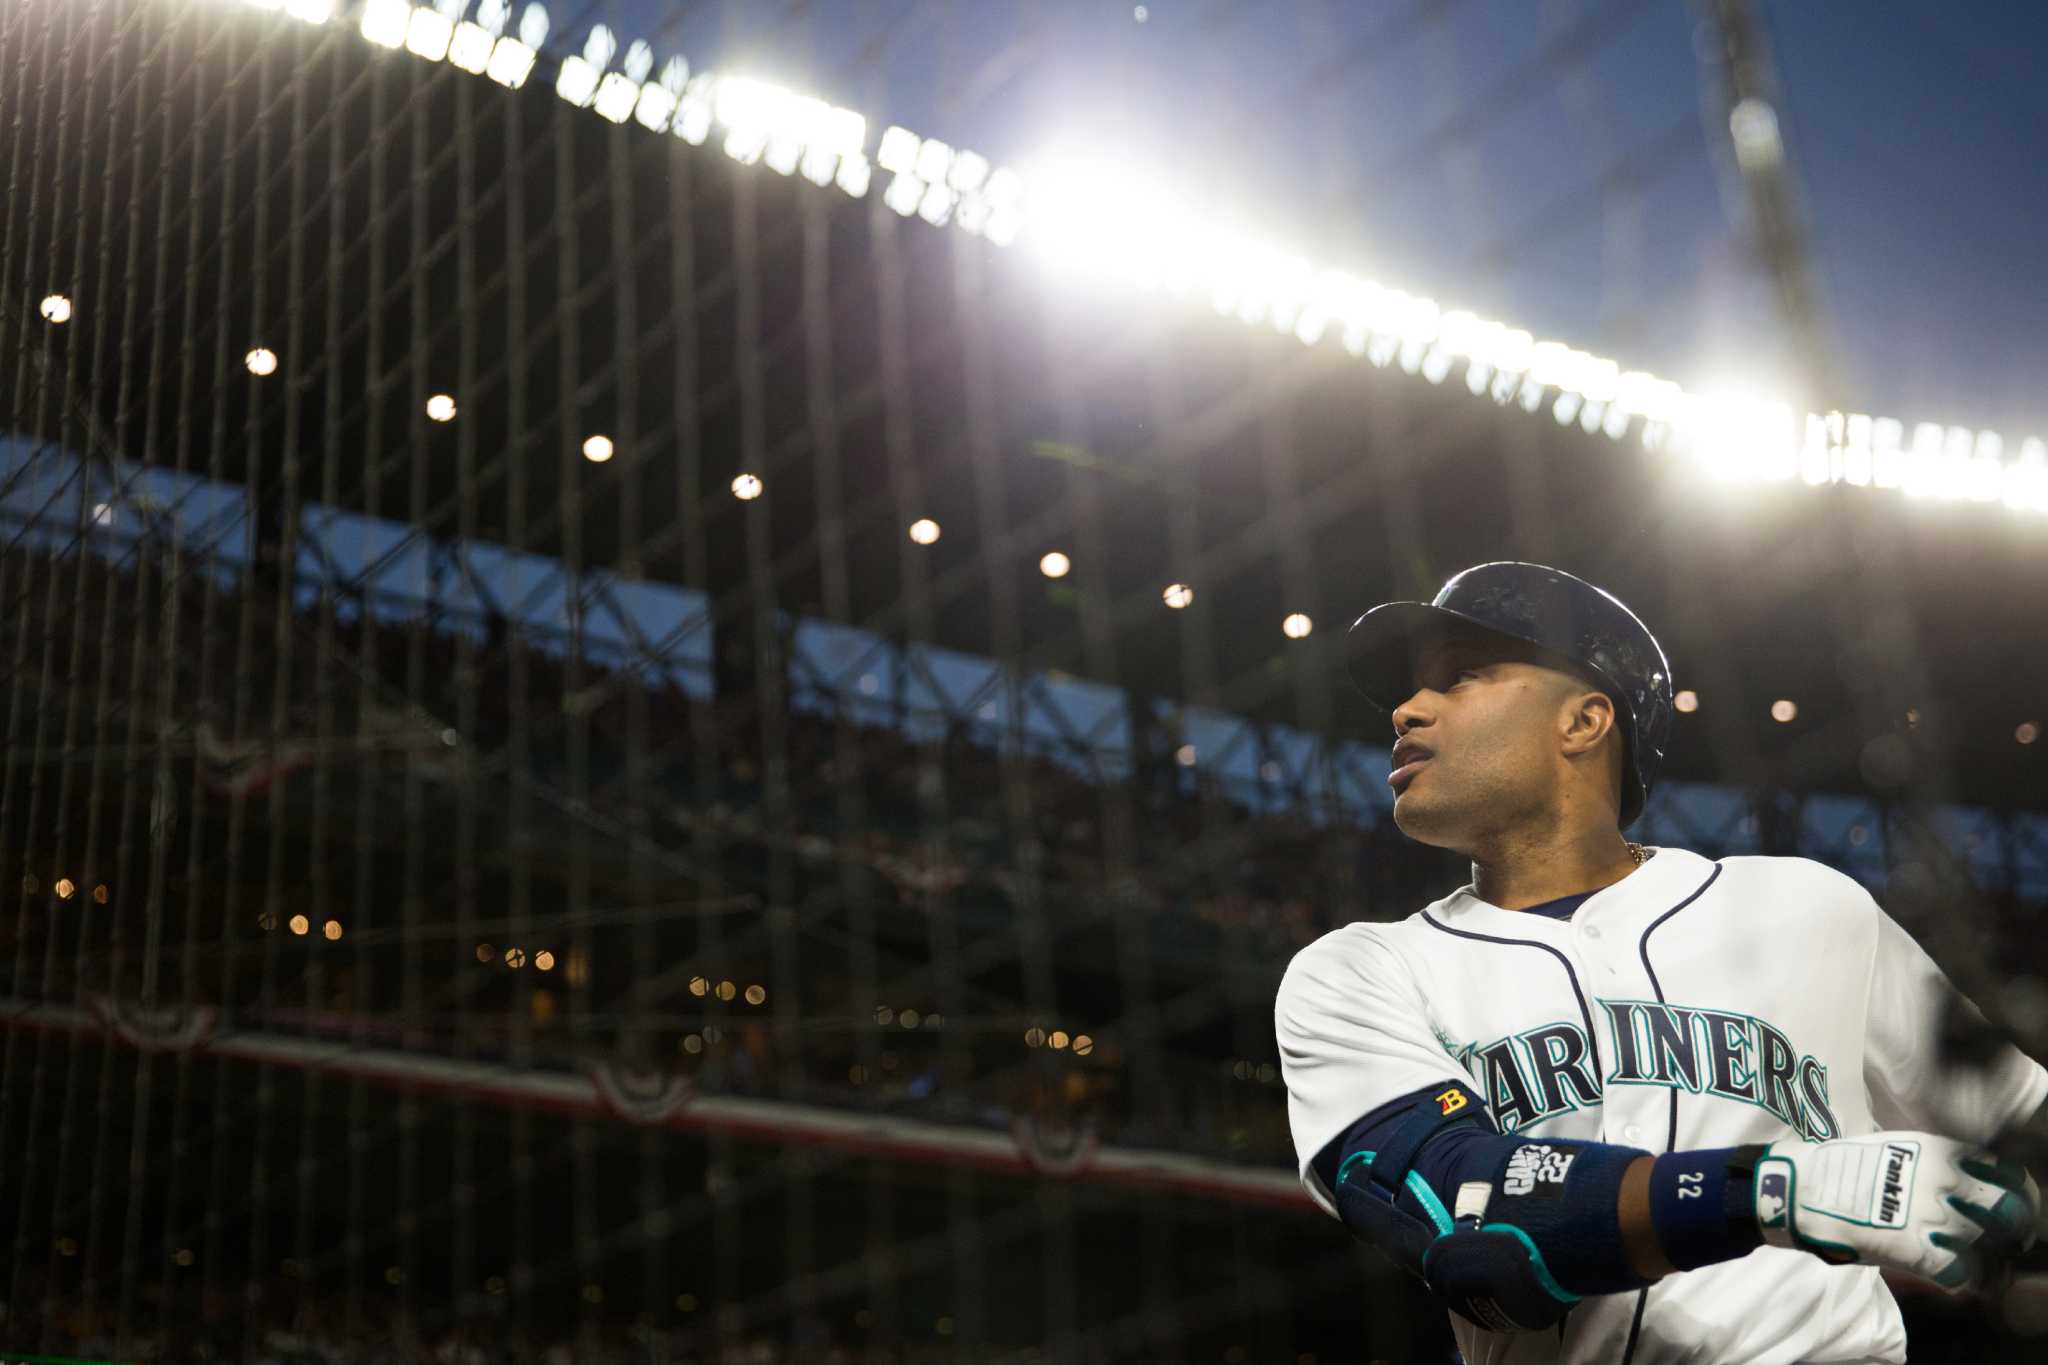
[{"x1": 1344, "y1": 562, "x2": 1674, "y2": 828}]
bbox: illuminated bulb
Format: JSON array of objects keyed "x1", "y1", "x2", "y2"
[
  {"x1": 404, "y1": 6, "x2": 455, "y2": 61},
  {"x1": 535, "y1": 950, "x2": 555, "y2": 971},
  {"x1": 582, "y1": 434, "x2": 614, "y2": 463},
  {"x1": 54, "y1": 878, "x2": 75, "y2": 900},
  {"x1": 1770, "y1": 699, "x2": 1797, "y2": 723},
  {"x1": 289, "y1": 914, "x2": 310, "y2": 935},
  {"x1": 715, "y1": 979, "x2": 736, "y2": 1001},
  {"x1": 323, "y1": 919, "x2": 343, "y2": 941},
  {"x1": 359, "y1": 0, "x2": 410, "y2": 48},
  {"x1": 689, "y1": 975, "x2": 708, "y2": 996},
  {"x1": 908, "y1": 518, "x2": 941, "y2": 544},
  {"x1": 245, "y1": 347, "x2": 279, "y2": 377},
  {"x1": 39, "y1": 294, "x2": 72, "y2": 324},
  {"x1": 2018, "y1": 722, "x2": 2040, "y2": 745},
  {"x1": 92, "y1": 884, "x2": 108, "y2": 904},
  {"x1": 1049, "y1": 1030, "x2": 1069, "y2": 1050},
  {"x1": 448, "y1": 22, "x2": 495, "y2": 73},
  {"x1": 1674, "y1": 690, "x2": 1698, "y2": 714},
  {"x1": 484, "y1": 36, "x2": 536, "y2": 89},
  {"x1": 476, "y1": 942, "x2": 495, "y2": 963},
  {"x1": 1162, "y1": 583, "x2": 1193, "y2": 609},
  {"x1": 425, "y1": 394, "x2": 457, "y2": 422},
  {"x1": 1039, "y1": 551, "x2": 1071, "y2": 579},
  {"x1": 1175, "y1": 744, "x2": 1197, "y2": 767},
  {"x1": 1073, "y1": 1034, "x2": 1094, "y2": 1056},
  {"x1": 730, "y1": 473, "x2": 763, "y2": 500},
  {"x1": 1282, "y1": 612, "x2": 1313, "y2": 639},
  {"x1": 874, "y1": 1005, "x2": 894, "y2": 1025},
  {"x1": 681, "y1": 1034, "x2": 703, "y2": 1054},
  {"x1": 744, "y1": 984, "x2": 766, "y2": 1004},
  {"x1": 1023, "y1": 1027, "x2": 1046, "y2": 1048},
  {"x1": 504, "y1": 947, "x2": 525, "y2": 968},
  {"x1": 898, "y1": 1007, "x2": 919, "y2": 1027}
]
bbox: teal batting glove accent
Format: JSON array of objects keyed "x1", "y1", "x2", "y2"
[
  {"x1": 1334, "y1": 1149, "x2": 1453, "y2": 1236},
  {"x1": 1928, "y1": 1231, "x2": 1979, "y2": 1290},
  {"x1": 1481, "y1": 1223, "x2": 1581, "y2": 1306}
]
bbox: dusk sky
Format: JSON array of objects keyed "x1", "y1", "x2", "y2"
[{"x1": 597, "y1": 0, "x2": 2044, "y2": 442}]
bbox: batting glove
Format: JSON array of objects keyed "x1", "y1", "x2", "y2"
[{"x1": 1754, "y1": 1130, "x2": 2040, "y2": 1289}]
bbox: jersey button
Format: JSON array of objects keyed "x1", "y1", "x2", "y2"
[
  {"x1": 1583, "y1": 925, "x2": 1602, "y2": 939},
  {"x1": 1624, "y1": 1124, "x2": 1644, "y2": 1142}
]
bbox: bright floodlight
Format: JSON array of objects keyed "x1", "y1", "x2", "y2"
[
  {"x1": 1770, "y1": 698, "x2": 1797, "y2": 723},
  {"x1": 593, "y1": 73, "x2": 640, "y2": 123},
  {"x1": 39, "y1": 294, "x2": 71, "y2": 324},
  {"x1": 448, "y1": 21, "x2": 495, "y2": 73},
  {"x1": 517, "y1": 0, "x2": 548, "y2": 47},
  {"x1": 1039, "y1": 551, "x2": 1071, "y2": 579},
  {"x1": 1162, "y1": 582, "x2": 1193, "y2": 609},
  {"x1": 1674, "y1": 689, "x2": 1699, "y2": 713},
  {"x1": 359, "y1": 0, "x2": 409, "y2": 48},
  {"x1": 634, "y1": 83, "x2": 678, "y2": 133},
  {"x1": 582, "y1": 434, "x2": 614, "y2": 463},
  {"x1": 908, "y1": 518, "x2": 941, "y2": 545},
  {"x1": 426, "y1": 394, "x2": 457, "y2": 422},
  {"x1": 485, "y1": 37, "x2": 536, "y2": 88},
  {"x1": 245, "y1": 347, "x2": 279, "y2": 376},
  {"x1": 1729, "y1": 98, "x2": 1783, "y2": 170},
  {"x1": 835, "y1": 154, "x2": 872, "y2": 198},
  {"x1": 1282, "y1": 613, "x2": 1313, "y2": 639},
  {"x1": 731, "y1": 473, "x2": 764, "y2": 500},
  {"x1": 555, "y1": 55, "x2": 600, "y2": 107},
  {"x1": 404, "y1": 7, "x2": 455, "y2": 62}
]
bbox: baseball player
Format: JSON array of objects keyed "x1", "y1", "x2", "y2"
[{"x1": 1274, "y1": 562, "x2": 2045, "y2": 1364}]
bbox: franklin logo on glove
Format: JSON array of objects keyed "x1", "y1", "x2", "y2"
[{"x1": 1873, "y1": 1142, "x2": 1917, "y2": 1229}]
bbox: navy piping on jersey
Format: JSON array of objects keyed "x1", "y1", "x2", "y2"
[
  {"x1": 1418, "y1": 913, "x2": 1602, "y2": 1070},
  {"x1": 1619, "y1": 861, "x2": 1725, "y2": 1365}
]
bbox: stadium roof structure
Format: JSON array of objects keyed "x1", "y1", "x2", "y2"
[{"x1": 12, "y1": 0, "x2": 2048, "y2": 813}]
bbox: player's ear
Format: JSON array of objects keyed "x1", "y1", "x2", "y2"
[{"x1": 1556, "y1": 688, "x2": 1616, "y2": 758}]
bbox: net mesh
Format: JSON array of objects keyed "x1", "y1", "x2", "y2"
[{"x1": 3, "y1": 2, "x2": 2044, "y2": 1362}]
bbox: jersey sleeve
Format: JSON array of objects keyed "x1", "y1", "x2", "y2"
[
  {"x1": 1863, "y1": 900, "x2": 2048, "y2": 1142},
  {"x1": 1275, "y1": 926, "x2": 1469, "y2": 1216}
]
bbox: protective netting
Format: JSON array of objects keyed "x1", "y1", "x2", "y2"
[{"x1": 3, "y1": 2, "x2": 2045, "y2": 1362}]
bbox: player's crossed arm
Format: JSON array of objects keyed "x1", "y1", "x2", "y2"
[{"x1": 1314, "y1": 1081, "x2": 2041, "y2": 1334}]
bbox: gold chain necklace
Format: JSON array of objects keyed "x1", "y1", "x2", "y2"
[{"x1": 1627, "y1": 841, "x2": 1652, "y2": 867}]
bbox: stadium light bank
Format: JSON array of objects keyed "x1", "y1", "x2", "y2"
[{"x1": 247, "y1": 0, "x2": 2046, "y2": 515}]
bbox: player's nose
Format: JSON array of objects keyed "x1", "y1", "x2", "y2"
[{"x1": 1391, "y1": 691, "x2": 1434, "y2": 737}]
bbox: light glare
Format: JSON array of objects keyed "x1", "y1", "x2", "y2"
[
  {"x1": 1674, "y1": 689, "x2": 1699, "y2": 714},
  {"x1": 1039, "y1": 551, "x2": 1071, "y2": 579},
  {"x1": 39, "y1": 294, "x2": 71, "y2": 324},
  {"x1": 731, "y1": 473, "x2": 764, "y2": 500},
  {"x1": 908, "y1": 518, "x2": 941, "y2": 545},
  {"x1": 1282, "y1": 612, "x2": 1313, "y2": 639},
  {"x1": 1771, "y1": 699, "x2": 1797, "y2": 723},
  {"x1": 1162, "y1": 583, "x2": 1193, "y2": 609},
  {"x1": 426, "y1": 394, "x2": 457, "y2": 422},
  {"x1": 245, "y1": 347, "x2": 278, "y2": 376},
  {"x1": 359, "y1": 0, "x2": 410, "y2": 48},
  {"x1": 582, "y1": 434, "x2": 614, "y2": 463},
  {"x1": 404, "y1": 7, "x2": 455, "y2": 62}
]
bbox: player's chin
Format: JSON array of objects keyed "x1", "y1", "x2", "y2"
[{"x1": 1390, "y1": 790, "x2": 1459, "y2": 845}]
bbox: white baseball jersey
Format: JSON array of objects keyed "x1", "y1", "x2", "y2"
[{"x1": 1275, "y1": 846, "x2": 2048, "y2": 1365}]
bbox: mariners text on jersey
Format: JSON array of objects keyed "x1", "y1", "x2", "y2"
[{"x1": 1447, "y1": 1000, "x2": 1841, "y2": 1140}]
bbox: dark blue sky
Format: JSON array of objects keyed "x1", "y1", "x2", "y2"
[{"x1": 596, "y1": 0, "x2": 2044, "y2": 441}]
